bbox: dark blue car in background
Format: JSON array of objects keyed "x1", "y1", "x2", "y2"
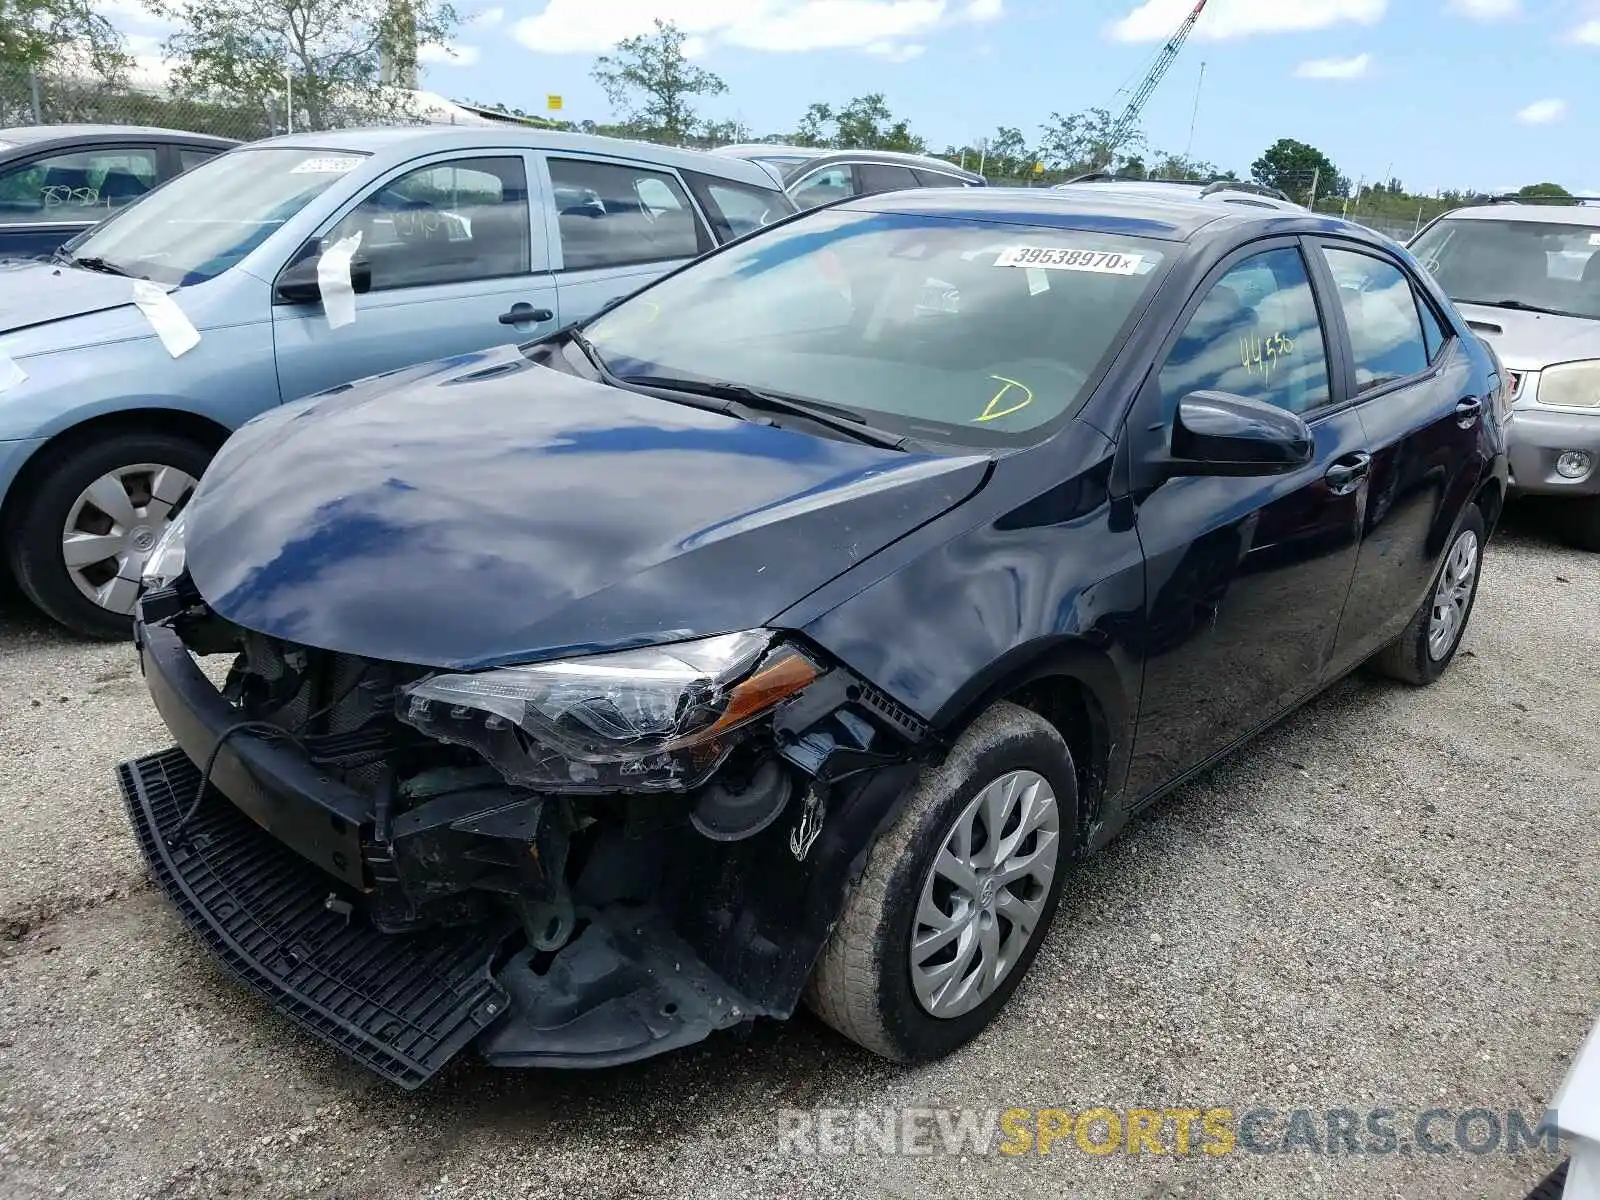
[
  {"x1": 0, "y1": 124, "x2": 235, "y2": 259},
  {"x1": 118, "y1": 187, "x2": 1509, "y2": 1087}
]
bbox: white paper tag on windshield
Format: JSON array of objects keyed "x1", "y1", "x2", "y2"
[
  {"x1": 317, "y1": 230, "x2": 363, "y2": 330},
  {"x1": 1026, "y1": 267, "x2": 1050, "y2": 296},
  {"x1": 290, "y1": 156, "x2": 363, "y2": 175},
  {"x1": 131, "y1": 280, "x2": 200, "y2": 358},
  {"x1": 1589, "y1": 232, "x2": 1600, "y2": 247},
  {"x1": 995, "y1": 246, "x2": 1144, "y2": 275},
  {"x1": 0, "y1": 352, "x2": 25, "y2": 392}
]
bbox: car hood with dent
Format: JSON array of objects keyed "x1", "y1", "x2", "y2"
[
  {"x1": 1455, "y1": 301, "x2": 1600, "y2": 371},
  {"x1": 184, "y1": 345, "x2": 991, "y2": 669}
]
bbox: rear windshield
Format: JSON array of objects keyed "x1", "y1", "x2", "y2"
[
  {"x1": 1411, "y1": 216, "x2": 1600, "y2": 320},
  {"x1": 584, "y1": 208, "x2": 1169, "y2": 446}
]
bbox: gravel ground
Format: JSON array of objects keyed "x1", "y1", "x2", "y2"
[{"x1": 1, "y1": 506, "x2": 1596, "y2": 1200}]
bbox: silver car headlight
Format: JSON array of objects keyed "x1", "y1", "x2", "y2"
[
  {"x1": 139, "y1": 510, "x2": 188, "y2": 590},
  {"x1": 397, "y1": 631, "x2": 822, "y2": 793},
  {"x1": 1538, "y1": 360, "x2": 1600, "y2": 409}
]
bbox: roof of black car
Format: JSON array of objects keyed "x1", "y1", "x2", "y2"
[
  {"x1": 0, "y1": 124, "x2": 237, "y2": 146},
  {"x1": 836, "y1": 185, "x2": 1273, "y2": 241}
]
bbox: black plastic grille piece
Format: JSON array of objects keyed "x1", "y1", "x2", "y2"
[{"x1": 119, "y1": 747, "x2": 514, "y2": 1089}]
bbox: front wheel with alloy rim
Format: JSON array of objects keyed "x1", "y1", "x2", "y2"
[
  {"x1": 805, "y1": 700, "x2": 1078, "y2": 1062},
  {"x1": 5, "y1": 431, "x2": 212, "y2": 639},
  {"x1": 1369, "y1": 504, "x2": 1487, "y2": 686}
]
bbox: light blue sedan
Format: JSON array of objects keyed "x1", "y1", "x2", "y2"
[{"x1": 0, "y1": 126, "x2": 793, "y2": 635}]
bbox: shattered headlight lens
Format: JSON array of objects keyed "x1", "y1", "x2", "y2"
[
  {"x1": 139, "y1": 510, "x2": 188, "y2": 591},
  {"x1": 397, "y1": 631, "x2": 821, "y2": 792},
  {"x1": 1538, "y1": 360, "x2": 1600, "y2": 409}
]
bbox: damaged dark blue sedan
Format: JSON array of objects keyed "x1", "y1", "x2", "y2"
[{"x1": 120, "y1": 188, "x2": 1509, "y2": 1087}]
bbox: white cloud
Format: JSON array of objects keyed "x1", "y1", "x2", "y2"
[
  {"x1": 1295, "y1": 51, "x2": 1371, "y2": 78},
  {"x1": 1517, "y1": 98, "x2": 1567, "y2": 124},
  {"x1": 419, "y1": 42, "x2": 482, "y2": 66},
  {"x1": 1108, "y1": 0, "x2": 1384, "y2": 42},
  {"x1": 1571, "y1": 18, "x2": 1600, "y2": 43},
  {"x1": 1447, "y1": 0, "x2": 1517, "y2": 17},
  {"x1": 468, "y1": 5, "x2": 504, "y2": 27},
  {"x1": 511, "y1": 0, "x2": 989, "y2": 57},
  {"x1": 681, "y1": 34, "x2": 710, "y2": 56}
]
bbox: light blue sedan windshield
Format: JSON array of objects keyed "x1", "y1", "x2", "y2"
[
  {"x1": 66, "y1": 147, "x2": 368, "y2": 286},
  {"x1": 585, "y1": 208, "x2": 1168, "y2": 445}
]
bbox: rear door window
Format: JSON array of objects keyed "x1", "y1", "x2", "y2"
[
  {"x1": 858, "y1": 163, "x2": 919, "y2": 194},
  {"x1": 1320, "y1": 247, "x2": 1430, "y2": 391},
  {"x1": 549, "y1": 157, "x2": 709, "y2": 270},
  {"x1": 913, "y1": 167, "x2": 971, "y2": 187}
]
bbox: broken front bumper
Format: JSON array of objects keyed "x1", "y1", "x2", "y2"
[
  {"x1": 123, "y1": 608, "x2": 921, "y2": 1087},
  {"x1": 121, "y1": 748, "x2": 760, "y2": 1087}
]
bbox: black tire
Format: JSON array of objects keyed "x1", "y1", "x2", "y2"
[
  {"x1": 1557, "y1": 496, "x2": 1600, "y2": 552},
  {"x1": 804, "y1": 700, "x2": 1078, "y2": 1063},
  {"x1": 3, "y1": 430, "x2": 213, "y2": 640},
  {"x1": 1370, "y1": 504, "x2": 1487, "y2": 686}
]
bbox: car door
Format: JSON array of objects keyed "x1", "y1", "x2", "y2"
[
  {"x1": 1122, "y1": 240, "x2": 1369, "y2": 800},
  {"x1": 0, "y1": 142, "x2": 161, "y2": 260},
  {"x1": 538, "y1": 153, "x2": 714, "y2": 323},
  {"x1": 1312, "y1": 240, "x2": 1493, "y2": 675},
  {"x1": 272, "y1": 150, "x2": 556, "y2": 403}
]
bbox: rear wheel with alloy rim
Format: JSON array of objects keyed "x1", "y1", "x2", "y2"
[
  {"x1": 5, "y1": 431, "x2": 212, "y2": 639},
  {"x1": 805, "y1": 701, "x2": 1077, "y2": 1062},
  {"x1": 1370, "y1": 504, "x2": 1486, "y2": 686}
]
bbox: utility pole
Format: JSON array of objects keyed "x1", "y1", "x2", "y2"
[{"x1": 1308, "y1": 166, "x2": 1320, "y2": 212}]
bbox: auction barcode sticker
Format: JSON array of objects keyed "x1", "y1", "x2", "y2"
[
  {"x1": 995, "y1": 246, "x2": 1144, "y2": 274},
  {"x1": 290, "y1": 156, "x2": 364, "y2": 175}
]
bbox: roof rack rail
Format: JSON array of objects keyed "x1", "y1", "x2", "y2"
[
  {"x1": 1485, "y1": 193, "x2": 1600, "y2": 205},
  {"x1": 1199, "y1": 179, "x2": 1292, "y2": 202}
]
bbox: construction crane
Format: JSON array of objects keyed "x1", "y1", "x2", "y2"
[{"x1": 1104, "y1": 0, "x2": 1208, "y2": 162}]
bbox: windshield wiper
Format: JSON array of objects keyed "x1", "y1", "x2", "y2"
[
  {"x1": 54, "y1": 249, "x2": 134, "y2": 277},
  {"x1": 620, "y1": 374, "x2": 915, "y2": 451},
  {"x1": 1456, "y1": 297, "x2": 1591, "y2": 320}
]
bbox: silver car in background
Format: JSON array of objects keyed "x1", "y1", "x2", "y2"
[{"x1": 1411, "y1": 202, "x2": 1600, "y2": 549}]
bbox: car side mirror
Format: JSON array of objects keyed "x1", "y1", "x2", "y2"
[
  {"x1": 1168, "y1": 390, "x2": 1315, "y2": 477},
  {"x1": 274, "y1": 253, "x2": 373, "y2": 305}
]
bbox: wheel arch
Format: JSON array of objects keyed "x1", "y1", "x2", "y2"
[
  {"x1": 0, "y1": 405, "x2": 233, "y2": 543},
  {"x1": 930, "y1": 636, "x2": 1133, "y2": 850}
]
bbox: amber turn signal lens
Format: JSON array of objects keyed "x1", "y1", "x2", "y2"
[{"x1": 673, "y1": 649, "x2": 820, "y2": 748}]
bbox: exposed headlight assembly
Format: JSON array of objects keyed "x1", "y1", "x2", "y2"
[
  {"x1": 140, "y1": 510, "x2": 188, "y2": 591},
  {"x1": 1538, "y1": 360, "x2": 1600, "y2": 409},
  {"x1": 397, "y1": 631, "x2": 822, "y2": 792}
]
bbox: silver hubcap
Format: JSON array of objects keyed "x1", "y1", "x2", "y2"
[
  {"x1": 1427, "y1": 528, "x2": 1479, "y2": 661},
  {"x1": 60, "y1": 463, "x2": 196, "y2": 614},
  {"x1": 910, "y1": 769, "x2": 1061, "y2": 1019}
]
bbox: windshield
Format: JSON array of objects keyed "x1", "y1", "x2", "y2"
[
  {"x1": 65, "y1": 147, "x2": 368, "y2": 286},
  {"x1": 584, "y1": 209, "x2": 1168, "y2": 445},
  {"x1": 1411, "y1": 216, "x2": 1600, "y2": 320}
]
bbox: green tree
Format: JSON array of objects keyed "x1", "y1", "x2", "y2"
[
  {"x1": 790, "y1": 93, "x2": 923, "y2": 152},
  {"x1": 699, "y1": 116, "x2": 750, "y2": 145},
  {"x1": 152, "y1": 0, "x2": 457, "y2": 130},
  {"x1": 1517, "y1": 182, "x2": 1571, "y2": 198},
  {"x1": 1250, "y1": 138, "x2": 1345, "y2": 201},
  {"x1": 591, "y1": 19, "x2": 726, "y2": 144},
  {"x1": 1037, "y1": 107, "x2": 1136, "y2": 174},
  {"x1": 0, "y1": 0, "x2": 127, "y2": 75}
]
